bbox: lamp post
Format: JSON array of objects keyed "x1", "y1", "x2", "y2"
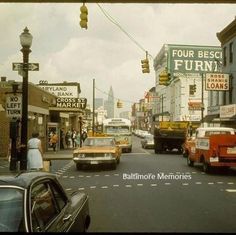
[{"x1": 19, "y1": 27, "x2": 33, "y2": 170}]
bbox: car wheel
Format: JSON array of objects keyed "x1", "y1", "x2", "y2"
[
  {"x1": 202, "y1": 160, "x2": 210, "y2": 173},
  {"x1": 183, "y1": 149, "x2": 188, "y2": 158},
  {"x1": 111, "y1": 163, "x2": 117, "y2": 170},
  {"x1": 187, "y1": 156, "x2": 194, "y2": 167},
  {"x1": 76, "y1": 163, "x2": 82, "y2": 170}
]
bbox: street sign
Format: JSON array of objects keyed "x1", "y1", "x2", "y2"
[
  {"x1": 12, "y1": 63, "x2": 23, "y2": 71},
  {"x1": 12, "y1": 62, "x2": 39, "y2": 71},
  {"x1": 28, "y1": 63, "x2": 39, "y2": 71},
  {"x1": 5, "y1": 94, "x2": 22, "y2": 118}
]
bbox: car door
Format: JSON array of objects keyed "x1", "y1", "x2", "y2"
[{"x1": 30, "y1": 179, "x2": 71, "y2": 232}]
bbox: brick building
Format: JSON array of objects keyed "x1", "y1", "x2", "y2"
[{"x1": 0, "y1": 77, "x2": 69, "y2": 158}]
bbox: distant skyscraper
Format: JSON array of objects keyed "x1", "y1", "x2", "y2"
[{"x1": 104, "y1": 86, "x2": 114, "y2": 118}]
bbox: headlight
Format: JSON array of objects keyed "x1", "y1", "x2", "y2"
[
  {"x1": 104, "y1": 153, "x2": 113, "y2": 159},
  {"x1": 78, "y1": 153, "x2": 86, "y2": 158}
]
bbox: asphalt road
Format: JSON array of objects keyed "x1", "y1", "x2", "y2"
[{"x1": 51, "y1": 135, "x2": 236, "y2": 233}]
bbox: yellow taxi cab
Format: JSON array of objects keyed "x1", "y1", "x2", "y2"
[{"x1": 73, "y1": 136, "x2": 121, "y2": 170}]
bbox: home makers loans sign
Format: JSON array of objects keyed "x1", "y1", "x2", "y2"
[{"x1": 168, "y1": 45, "x2": 222, "y2": 74}]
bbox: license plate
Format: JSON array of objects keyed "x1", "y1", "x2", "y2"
[
  {"x1": 227, "y1": 147, "x2": 236, "y2": 154},
  {"x1": 90, "y1": 161, "x2": 98, "y2": 164},
  {"x1": 210, "y1": 157, "x2": 219, "y2": 162}
]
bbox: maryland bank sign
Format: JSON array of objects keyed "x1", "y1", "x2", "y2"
[
  {"x1": 39, "y1": 83, "x2": 87, "y2": 111},
  {"x1": 167, "y1": 45, "x2": 222, "y2": 74}
]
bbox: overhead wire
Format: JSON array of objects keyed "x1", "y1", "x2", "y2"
[
  {"x1": 96, "y1": 3, "x2": 154, "y2": 60},
  {"x1": 95, "y1": 3, "x2": 154, "y2": 105}
]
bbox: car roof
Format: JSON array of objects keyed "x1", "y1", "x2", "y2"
[
  {"x1": 197, "y1": 127, "x2": 234, "y2": 131},
  {"x1": 0, "y1": 171, "x2": 57, "y2": 189},
  {"x1": 87, "y1": 136, "x2": 114, "y2": 139}
]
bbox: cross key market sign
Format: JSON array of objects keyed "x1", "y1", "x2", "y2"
[
  {"x1": 56, "y1": 97, "x2": 87, "y2": 110},
  {"x1": 168, "y1": 45, "x2": 222, "y2": 75}
]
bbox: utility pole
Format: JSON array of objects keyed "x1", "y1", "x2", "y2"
[
  {"x1": 92, "y1": 79, "x2": 95, "y2": 136},
  {"x1": 201, "y1": 73, "x2": 205, "y2": 125}
]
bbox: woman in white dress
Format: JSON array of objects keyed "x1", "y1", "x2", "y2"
[{"x1": 27, "y1": 132, "x2": 43, "y2": 170}]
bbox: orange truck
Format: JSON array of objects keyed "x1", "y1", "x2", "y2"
[{"x1": 187, "y1": 127, "x2": 236, "y2": 173}]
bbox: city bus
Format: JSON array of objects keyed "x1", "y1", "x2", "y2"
[{"x1": 103, "y1": 118, "x2": 132, "y2": 153}]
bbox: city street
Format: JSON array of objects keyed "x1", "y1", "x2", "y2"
[{"x1": 51, "y1": 135, "x2": 236, "y2": 233}]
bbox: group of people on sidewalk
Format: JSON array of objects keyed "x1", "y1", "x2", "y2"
[
  {"x1": 65, "y1": 129, "x2": 87, "y2": 149},
  {"x1": 8, "y1": 128, "x2": 88, "y2": 171}
]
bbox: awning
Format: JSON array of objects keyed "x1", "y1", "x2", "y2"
[{"x1": 203, "y1": 114, "x2": 219, "y2": 122}]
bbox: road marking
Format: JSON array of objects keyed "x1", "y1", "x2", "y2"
[
  {"x1": 78, "y1": 175, "x2": 84, "y2": 178},
  {"x1": 78, "y1": 187, "x2": 85, "y2": 190},
  {"x1": 182, "y1": 183, "x2": 189, "y2": 186},
  {"x1": 226, "y1": 189, "x2": 236, "y2": 193},
  {"x1": 114, "y1": 174, "x2": 119, "y2": 176},
  {"x1": 151, "y1": 184, "x2": 157, "y2": 187},
  {"x1": 101, "y1": 186, "x2": 108, "y2": 189},
  {"x1": 86, "y1": 175, "x2": 91, "y2": 178},
  {"x1": 90, "y1": 186, "x2": 96, "y2": 189},
  {"x1": 227, "y1": 182, "x2": 234, "y2": 185},
  {"x1": 113, "y1": 184, "x2": 119, "y2": 187},
  {"x1": 137, "y1": 183, "x2": 143, "y2": 186},
  {"x1": 165, "y1": 182, "x2": 171, "y2": 185},
  {"x1": 62, "y1": 176, "x2": 68, "y2": 178},
  {"x1": 217, "y1": 182, "x2": 224, "y2": 184},
  {"x1": 66, "y1": 188, "x2": 72, "y2": 191},
  {"x1": 191, "y1": 172, "x2": 197, "y2": 174},
  {"x1": 195, "y1": 182, "x2": 202, "y2": 184},
  {"x1": 208, "y1": 182, "x2": 214, "y2": 185},
  {"x1": 69, "y1": 176, "x2": 75, "y2": 178},
  {"x1": 94, "y1": 175, "x2": 100, "y2": 177},
  {"x1": 125, "y1": 185, "x2": 132, "y2": 188},
  {"x1": 105, "y1": 174, "x2": 110, "y2": 177}
]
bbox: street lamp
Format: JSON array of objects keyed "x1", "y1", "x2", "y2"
[{"x1": 19, "y1": 27, "x2": 33, "y2": 170}]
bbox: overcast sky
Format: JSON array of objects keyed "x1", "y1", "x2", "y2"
[{"x1": 0, "y1": 3, "x2": 235, "y2": 114}]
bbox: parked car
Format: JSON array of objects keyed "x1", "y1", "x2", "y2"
[
  {"x1": 141, "y1": 134, "x2": 154, "y2": 149},
  {"x1": 73, "y1": 136, "x2": 122, "y2": 170},
  {"x1": 0, "y1": 171, "x2": 90, "y2": 232}
]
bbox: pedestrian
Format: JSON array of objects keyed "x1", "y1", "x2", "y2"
[
  {"x1": 60, "y1": 129, "x2": 65, "y2": 149},
  {"x1": 81, "y1": 130, "x2": 88, "y2": 142},
  {"x1": 65, "y1": 131, "x2": 71, "y2": 149},
  {"x1": 71, "y1": 129, "x2": 77, "y2": 148},
  {"x1": 50, "y1": 132, "x2": 58, "y2": 152},
  {"x1": 76, "y1": 131, "x2": 81, "y2": 147},
  {"x1": 27, "y1": 132, "x2": 43, "y2": 170}
]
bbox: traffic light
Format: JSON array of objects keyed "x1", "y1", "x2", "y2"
[
  {"x1": 159, "y1": 69, "x2": 171, "y2": 86},
  {"x1": 117, "y1": 100, "x2": 123, "y2": 108},
  {"x1": 141, "y1": 51, "x2": 150, "y2": 73},
  {"x1": 189, "y1": 85, "x2": 195, "y2": 95},
  {"x1": 80, "y1": 3, "x2": 88, "y2": 29},
  {"x1": 193, "y1": 84, "x2": 196, "y2": 92}
]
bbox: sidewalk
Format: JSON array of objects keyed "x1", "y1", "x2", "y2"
[{"x1": 0, "y1": 148, "x2": 74, "y2": 174}]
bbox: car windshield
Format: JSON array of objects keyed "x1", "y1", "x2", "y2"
[
  {"x1": 105, "y1": 126, "x2": 130, "y2": 134},
  {"x1": 0, "y1": 188, "x2": 24, "y2": 232},
  {"x1": 84, "y1": 138, "x2": 115, "y2": 147}
]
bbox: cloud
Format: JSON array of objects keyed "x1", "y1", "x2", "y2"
[{"x1": 0, "y1": 3, "x2": 236, "y2": 114}]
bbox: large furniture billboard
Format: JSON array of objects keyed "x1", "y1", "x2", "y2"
[{"x1": 167, "y1": 45, "x2": 222, "y2": 75}]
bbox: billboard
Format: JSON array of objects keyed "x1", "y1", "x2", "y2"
[{"x1": 168, "y1": 45, "x2": 222, "y2": 75}]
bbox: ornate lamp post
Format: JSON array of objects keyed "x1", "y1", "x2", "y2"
[{"x1": 19, "y1": 27, "x2": 33, "y2": 170}]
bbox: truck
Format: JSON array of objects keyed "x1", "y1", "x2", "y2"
[
  {"x1": 153, "y1": 121, "x2": 189, "y2": 154},
  {"x1": 187, "y1": 127, "x2": 236, "y2": 173}
]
